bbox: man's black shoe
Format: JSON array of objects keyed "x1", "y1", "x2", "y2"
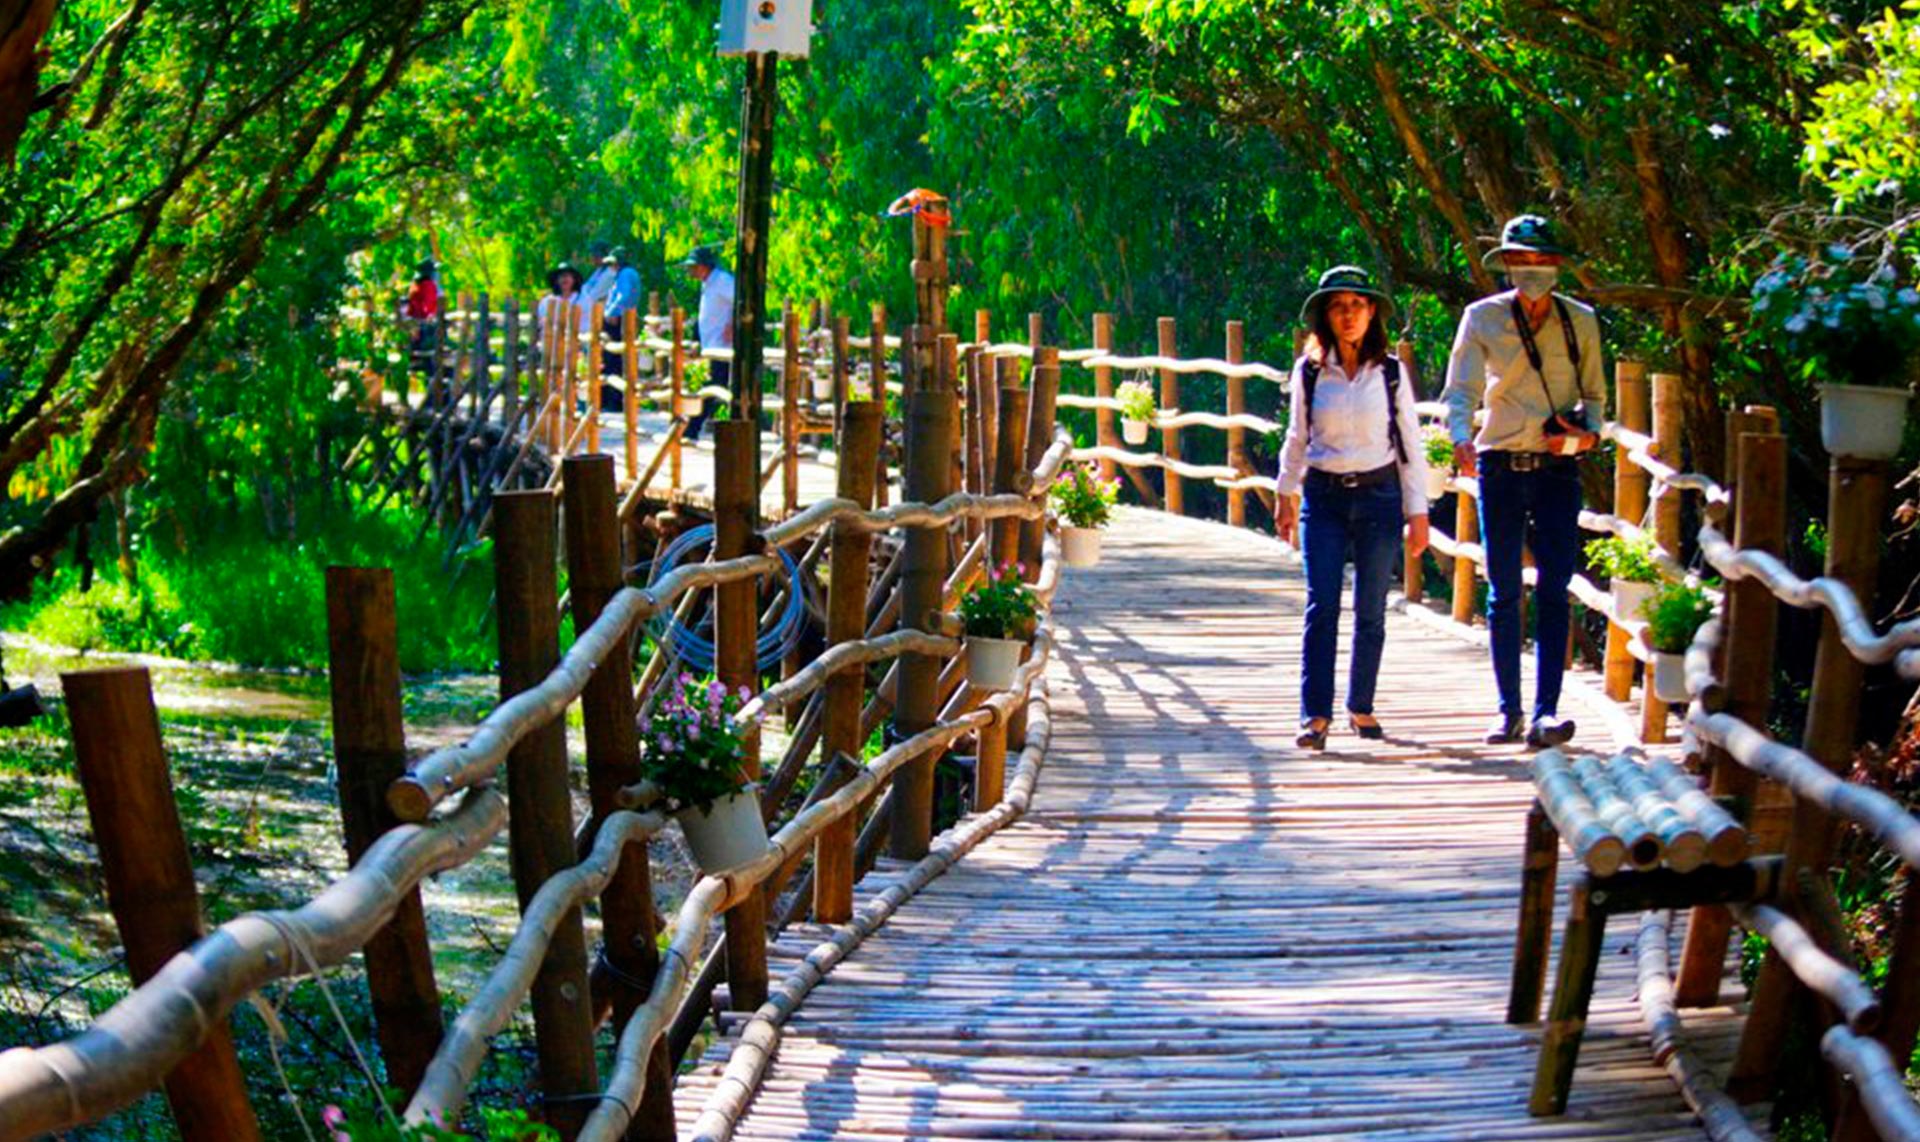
[
  {"x1": 0, "y1": 684, "x2": 46, "y2": 728},
  {"x1": 1485, "y1": 713, "x2": 1526, "y2": 744},
  {"x1": 1526, "y1": 715, "x2": 1577, "y2": 750}
]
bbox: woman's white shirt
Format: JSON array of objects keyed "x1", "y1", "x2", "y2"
[
  {"x1": 534, "y1": 293, "x2": 595, "y2": 342},
  {"x1": 1275, "y1": 354, "x2": 1431, "y2": 518}
]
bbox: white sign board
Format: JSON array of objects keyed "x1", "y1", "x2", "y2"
[{"x1": 718, "y1": 0, "x2": 813, "y2": 57}]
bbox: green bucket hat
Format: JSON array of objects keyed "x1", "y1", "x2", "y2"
[
  {"x1": 678, "y1": 245, "x2": 720, "y2": 269},
  {"x1": 1298, "y1": 265, "x2": 1394, "y2": 326},
  {"x1": 1481, "y1": 214, "x2": 1578, "y2": 267}
]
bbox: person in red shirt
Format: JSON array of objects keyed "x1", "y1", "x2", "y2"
[{"x1": 403, "y1": 258, "x2": 440, "y2": 376}]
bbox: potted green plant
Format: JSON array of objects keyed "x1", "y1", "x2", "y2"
[
  {"x1": 1049, "y1": 464, "x2": 1120, "y2": 567},
  {"x1": 810, "y1": 361, "x2": 835, "y2": 403},
  {"x1": 960, "y1": 562, "x2": 1039, "y2": 690},
  {"x1": 640, "y1": 672, "x2": 766, "y2": 873},
  {"x1": 680, "y1": 359, "x2": 712, "y2": 417},
  {"x1": 1643, "y1": 581, "x2": 1715, "y2": 703},
  {"x1": 1751, "y1": 244, "x2": 1920, "y2": 460},
  {"x1": 1115, "y1": 379, "x2": 1156, "y2": 445},
  {"x1": 1421, "y1": 425, "x2": 1455, "y2": 501},
  {"x1": 1586, "y1": 533, "x2": 1663, "y2": 626}
]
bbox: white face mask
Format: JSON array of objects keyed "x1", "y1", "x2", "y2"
[{"x1": 1507, "y1": 265, "x2": 1559, "y2": 300}]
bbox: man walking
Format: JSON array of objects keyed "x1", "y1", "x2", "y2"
[
  {"x1": 1442, "y1": 215, "x2": 1607, "y2": 748},
  {"x1": 599, "y1": 247, "x2": 643, "y2": 410},
  {"x1": 680, "y1": 245, "x2": 734, "y2": 441}
]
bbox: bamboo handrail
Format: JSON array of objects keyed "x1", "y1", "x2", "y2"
[
  {"x1": 1634, "y1": 911, "x2": 1766, "y2": 1142},
  {"x1": 1078, "y1": 352, "x2": 1289, "y2": 381},
  {"x1": 1069, "y1": 445, "x2": 1241, "y2": 482},
  {"x1": 735, "y1": 630, "x2": 957, "y2": 728},
  {"x1": 1731, "y1": 903, "x2": 1881, "y2": 1034},
  {"x1": 0, "y1": 789, "x2": 508, "y2": 1140},
  {"x1": 1052, "y1": 393, "x2": 1284, "y2": 435},
  {"x1": 1821, "y1": 1026, "x2": 1920, "y2": 1140}
]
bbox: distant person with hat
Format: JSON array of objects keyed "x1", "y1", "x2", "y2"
[
  {"x1": 598, "y1": 247, "x2": 644, "y2": 410},
  {"x1": 1441, "y1": 214, "x2": 1607, "y2": 749},
  {"x1": 1275, "y1": 265, "x2": 1432, "y2": 751},
  {"x1": 581, "y1": 239, "x2": 617, "y2": 307},
  {"x1": 535, "y1": 261, "x2": 583, "y2": 360},
  {"x1": 680, "y1": 245, "x2": 734, "y2": 441},
  {"x1": 402, "y1": 257, "x2": 440, "y2": 377}
]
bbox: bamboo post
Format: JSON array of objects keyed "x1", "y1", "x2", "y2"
[
  {"x1": 1507, "y1": 801, "x2": 1560, "y2": 1025},
  {"x1": 471, "y1": 292, "x2": 491, "y2": 423},
  {"x1": 872, "y1": 305, "x2": 890, "y2": 506},
  {"x1": 890, "y1": 389, "x2": 957, "y2": 860},
  {"x1": 559, "y1": 457, "x2": 674, "y2": 1138},
  {"x1": 540, "y1": 301, "x2": 558, "y2": 452},
  {"x1": 502, "y1": 299, "x2": 521, "y2": 431},
  {"x1": 815, "y1": 403, "x2": 884, "y2": 923},
  {"x1": 584, "y1": 301, "x2": 605, "y2": 454},
  {"x1": 1028, "y1": 311, "x2": 1044, "y2": 357},
  {"x1": 1640, "y1": 372, "x2": 1686, "y2": 742},
  {"x1": 670, "y1": 306, "x2": 686, "y2": 493},
  {"x1": 63, "y1": 669, "x2": 262, "y2": 1142},
  {"x1": 1529, "y1": 876, "x2": 1608, "y2": 1116},
  {"x1": 1225, "y1": 321, "x2": 1249, "y2": 528},
  {"x1": 713, "y1": 421, "x2": 769, "y2": 1012},
  {"x1": 1737, "y1": 452, "x2": 1891, "y2": 1105},
  {"x1": 782, "y1": 303, "x2": 801, "y2": 518},
  {"x1": 990, "y1": 386, "x2": 1031, "y2": 569},
  {"x1": 1604, "y1": 363, "x2": 1650, "y2": 701},
  {"x1": 1158, "y1": 316, "x2": 1183, "y2": 516},
  {"x1": 1451, "y1": 491, "x2": 1479, "y2": 626},
  {"x1": 623, "y1": 309, "x2": 641, "y2": 483},
  {"x1": 1675, "y1": 430, "x2": 1786, "y2": 1008},
  {"x1": 561, "y1": 301, "x2": 582, "y2": 456},
  {"x1": 324, "y1": 569, "x2": 443, "y2": 1098},
  {"x1": 1093, "y1": 313, "x2": 1116, "y2": 481},
  {"x1": 963, "y1": 347, "x2": 988, "y2": 515},
  {"x1": 494, "y1": 491, "x2": 599, "y2": 1136},
  {"x1": 1018, "y1": 349, "x2": 1060, "y2": 572}
]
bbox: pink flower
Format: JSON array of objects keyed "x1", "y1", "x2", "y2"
[{"x1": 320, "y1": 1106, "x2": 351, "y2": 1142}]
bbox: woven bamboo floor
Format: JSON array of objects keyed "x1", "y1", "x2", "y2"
[{"x1": 674, "y1": 507, "x2": 1765, "y2": 1141}]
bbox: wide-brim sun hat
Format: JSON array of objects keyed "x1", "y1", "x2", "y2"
[
  {"x1": 548, "y1": 261, "x2": 581, "y2": 290},
  {"x1": 679, "y1": 246, "x2": 719, "y2": 269},
  {"x1": 1481, "y1": 213, "x2": 1579, "y2": 267},
  {"x1": 1298, "y1": 265, "x2": 1394, "y2": 327}
]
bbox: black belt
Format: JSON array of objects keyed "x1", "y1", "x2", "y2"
[
  {"x1": 1481, "y1": 449, "x2": 1577, "y2": 473},
  {"x1": 1305, "y1": 463, "x2": 1398, "y2": 490}
]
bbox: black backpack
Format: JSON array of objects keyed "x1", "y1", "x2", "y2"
[{"x1": 1299, "y1": 354, "x2": 1410, "y2": 465}]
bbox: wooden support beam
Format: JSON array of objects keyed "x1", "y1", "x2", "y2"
[
  {"x1": 890, "y1": 388, "x2": 957, "y2": 860},
  {"x1": 713, "y1": 420, "x2": 769, "y2": 1013},
  {"x1": 64, "y1": 669, "x2": 262, "y2": 1142},
  {"x1": 1226, "y1": 320, "x2": 1249, "y2": 528},
  {"x1": 1603, "y1": 363, "x2": 1650, "y2": 701},
  {"x1": 1092, "y1": 313, "x2": 1116, "y2": 483},
  {"x1": 1640, "y1": 372, "x2": 1686, "y2": 743},
  {"x1": 1158, "y1": 316, "x2": 1183, "y2": 516}
]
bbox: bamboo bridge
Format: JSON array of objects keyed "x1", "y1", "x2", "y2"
[{"x1": 3, "y1": 294, "x2": 1919, "y2": 1142}]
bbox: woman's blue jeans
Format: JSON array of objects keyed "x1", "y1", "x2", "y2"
[
  {"x1": 1300, "y1": 478, "x2": 1404, "y2": 721},
  {"x1": 1478, "y1": 456, "x2": 1583, "y2": 719}
]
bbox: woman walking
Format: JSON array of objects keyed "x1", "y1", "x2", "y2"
[{"x1": 1275, "y1": 266, "x2": 1432, "y2": 749}]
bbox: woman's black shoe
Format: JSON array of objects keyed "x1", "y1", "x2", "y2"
[
  {"x1": 1485, "y1": 713, "x2": 1526, "y2": 744},
  {"x1": 1348, "y1": 716, "x2": 1386, "y2": 741},
  {"x1": 1296, "y1": 718, "x2": 1330, "y2": 751},
  {"x1": 1526, "y1": 716, "x2": 1577, "y2": 750}
]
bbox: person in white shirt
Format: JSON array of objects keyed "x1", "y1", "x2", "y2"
[
  {"x1": 533, "y1": 261, "x2": 583, "y2": 359},
  {"x1": 1275, "y1": 265, "x2": 1432, "y2": 750},
  {"x1": 680, "y1": 245, "x2": 735, "y2": 441}
]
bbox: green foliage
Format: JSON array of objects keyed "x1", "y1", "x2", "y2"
[
  {"x1": 1049, "y1": 465, "x2": 1119, "y2": 529},
  {"x1": 322, "y1": 1101, "x2": 556, "y2": 1141},
  {"x1": 1422, "y1": 424, "x2": 1454, "y2": 470},
  {"x1": 639, "y1": 673, "x2": 751, "y2": 813},
  {"x1": 1645, "y1": 581, "x2": 1715, "y2": 654},
  {"x1": 1750, "y1": 244, "x2": 1920, "y2": 388},
  {"x1": 1801, "y1": 2, "x2": 1920, "y2": 206},
  {"x1": 1584, "y1": 534, "x2": 1663, "y2": 586},
  {"x1": 1115, "y1": 381, "x2": 1156, "y2": 424},
  {"x1": 959, "y1": 562, "x2": 1038, "y2": 641}
]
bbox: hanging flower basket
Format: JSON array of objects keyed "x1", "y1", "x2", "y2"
[
  {"x1": 675, "y1": 392, "x2": 705, "y2": 417},
  {"x1": 1651, "y1": 652, "x2": 1690, "y2": 705},
  {"x1": 676, "y1": 786, "x2": 769, "y2": 875},
  {"x1": 1423, "y1": 466, "x2": 1451, "y2": 502},
  {"x1": 1819, "y1": 383, "x2": 1912, "y2": 460},
  {"x1": 1122, "y1": 418, "x2": 1150, "y2": 445},
  {"x1": 811, "y1": 370, "x2": 834, "y2": 402},
  {"x1": 966, "y1": 636, "x2": 1026, "y2": 690},
  {"x1": 1062, "y1": 527, "x2": 1103, "y2": 568}
]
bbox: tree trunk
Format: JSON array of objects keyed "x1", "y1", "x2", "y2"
[
  {"x1": 0, "y1": 0, "x2": 57, "y2": 168},
  {"x1": 1370, "y1": 54, "x2": 1496, "y2": 294}
]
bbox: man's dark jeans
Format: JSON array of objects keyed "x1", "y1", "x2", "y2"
[
  {"x1": 1300, "y1": 475, "x2": 1404, "y2": 721},
  {"x1": 685, "y1": 359, "x2": 729, "y2": 441},
  {"x1": 1479, "y1": 452, "x2": 1583, "y2": 720}
]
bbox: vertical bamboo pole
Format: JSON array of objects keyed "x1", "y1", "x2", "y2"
[
  {"x1": 1158, "y1": 317, "x2": 1183, "y2": 515},
  {"x1": 453, "y1": 290, "x2": 472, "y2": 412},
  {"x1": 64, "y1": 670, "x2": 262, "y2": 1142},
  {"x1": 539, "y1": 301, "x2": 557, "y2": 452},
  {"x1": 713, "y1": 421, "x2": 769, "y2": 1012},
  {"x1": 623, "y1": 310, "x2": 641, "y2": 484},
  {"x1": 1394, "y1": 338, "x2": 1422, "y2": 602},
  {"x1": 325, "y1": 569, "x2": 443, "y2": 1098},
  {"x1": 1675, "y1": 431, "x2": 1785, "y2": 1009},
  {"x1": 1640, "y1": 372, "x2": 1686, "y2": 743},
  {"x1": 558, "y1": 457, "x2": 675, "y2": 1139},
  {"x1": 1027, "y1": 312, "x2": 1044, "y2": 357},
  {"x1": 1018, "y1": 349, "x2": 1060, "y2": 572},
  {"x1": 502, "y1": 299, "x2": 521, "y2": 430},
  {"x1": 472, "y1": 292, "x2": 491, "y2": 423},
  {"x1": 1452, "y1": 491, "x2": 1480, "y2": 626},
  {"x1": 669, "y1": 306, "x2": 686, "y2": 493},
  {"x1": 1225, "y1": 321, "x2": 1249, "y2": 528},
  {"x1": 494, "y1": 491, "x2": 599, "y2": 1136},
  {"x1": 870, "y1": 304, "x2": 890, "y2": 508},
  {"x1": 815, "y1": 403, "x2": 884, "y2": 923},
  {"x1": 782, "y1": 303, "x2": 802, "y2": 518},
  {"x1": 1736, "y1": 452, "x2": 1891, "y2": 1105},
  {"x1": 890, "y1": 389, "x2": 957, "y2": 860},
  {"x1": 1093, "y1": 313, "x2": 1116, "y2": 481},
  {"x1": 1603, "y1": 363, "x2": 1650, "y2": 701},
  {"x1": 585, "y1": 301, "x2": 605, "y2": 454},
  {"x1": 991, "y1": 386, "x2": 1032, "y2": 570}
]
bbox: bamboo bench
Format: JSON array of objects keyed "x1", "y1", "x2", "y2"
[{"x1": 1508, "y1": 749, "x2": 1764, "y2": 1116}]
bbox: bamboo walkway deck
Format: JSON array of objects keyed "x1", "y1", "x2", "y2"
[{"x1": 674, "y1": 508, "x2": 1764, "y2": 1141}]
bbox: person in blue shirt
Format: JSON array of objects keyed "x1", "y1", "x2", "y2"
[{"x1": 597, "y1": 247, "x2": 644, "y2": 411}]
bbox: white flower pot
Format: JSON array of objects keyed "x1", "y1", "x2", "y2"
[
  {"x1": 675, "y1": 393, "x2": 704, "y2": 418},
  {"x1": 1651, "y1": 651, "x2": 1691, "y2": 705},
  {"x1": 1611, "y1": 580, "x2": 1657, "y2": 625},
  {"x1": 1423, "y1": 466, "x2": 1451, "y2": 502},
  {"x1": 811, "y1": 373, "x2": 834, "y2": 402},
  {"x1": 1122, "y1": 418, "x2": 1150, "y2": 446},
  {"x1": 1819, "y1": 382, "x2": 1912, "y2": 460},
  {"x1": 676, "y1": 786, "x2": 769, "y2": 875},
  {"x1": 1062, "y1": 526, "x2": 1103, "y2": 568},
  {"x1": 966, "y1": 636, "x2": 1026, "y2": 691}
]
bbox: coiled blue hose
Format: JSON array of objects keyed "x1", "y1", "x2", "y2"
[{"x1": 646, "y1": 524, "x2": 806, "y2": 672}]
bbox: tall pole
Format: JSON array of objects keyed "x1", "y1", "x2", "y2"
[{"x1": 731, "y1": 50, "x2": 779, "y2": 472}]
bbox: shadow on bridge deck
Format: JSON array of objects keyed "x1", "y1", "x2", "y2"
[{"x1": 675, "y1": 507, "x2": 1764, "y2": 1141}]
